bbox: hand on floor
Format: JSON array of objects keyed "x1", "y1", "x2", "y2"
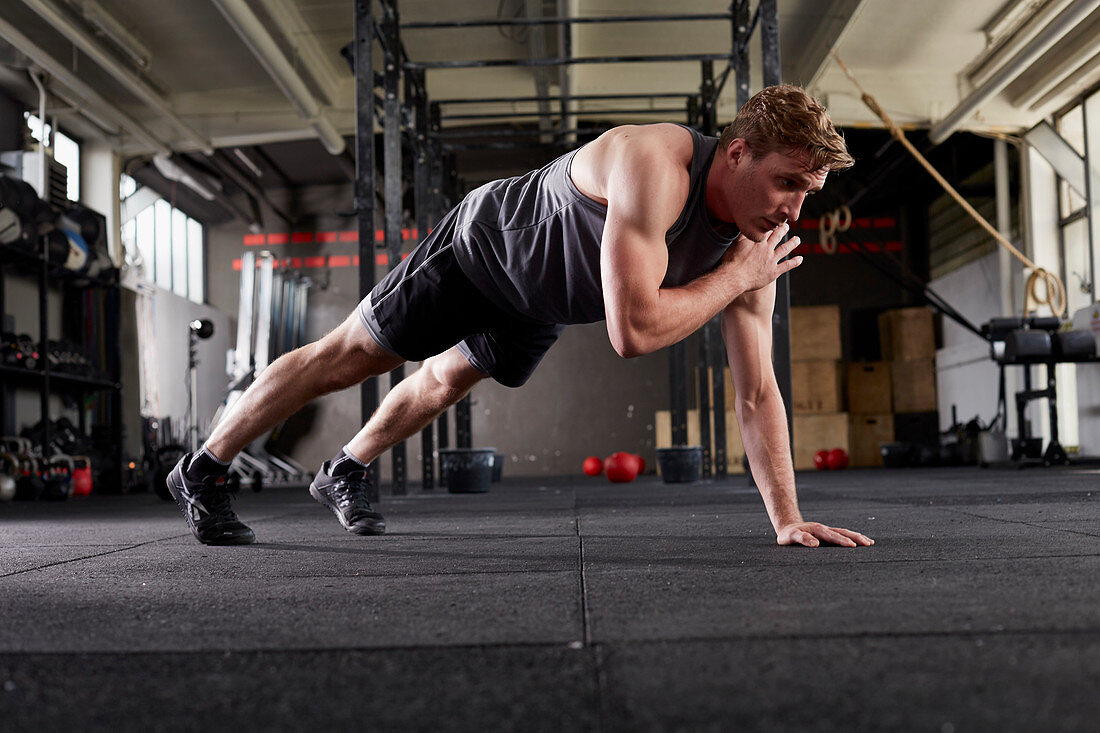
[{"x1": 776, "y1": 522, "x2": 874, "y2": 548}]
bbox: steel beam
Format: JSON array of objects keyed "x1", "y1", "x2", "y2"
[
  {"x1": 669, "y1": 341, "x2": 688, "y2": 446},
  {"x1": 696, "y1": 60, "x2": 727, "y2": 478},
  {"x1": 405, "y1": 53, "x2": 732, "y2": 70},
  {"x1": 402, "y1": 13, "x2": 732, "y2": 29},
  {"x1": 354, "y1": 0, "x2": 381, "y2": 499},
  {"x1": 733, "y1": 0, "x2": 751, "y2": 110},
  {"x1": 408, "y1": 67, "x2": 435, "y2": 491},
  {"x1": 436, "y1": 92, "x2": 692, "y2": 105},
  {"x1": 441, "y1": 107, "x2": 685, "y2": 121},
  {"x1": 381, "y1": 0, "x2": 407, "y2": 495},
  {"x1": 431, "y1": 127, "x2": 606, "y2": 140}
]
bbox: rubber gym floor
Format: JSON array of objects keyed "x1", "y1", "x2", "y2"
[{"x1": 1, "y1": 465, "x2": 1098, "y2": 732}]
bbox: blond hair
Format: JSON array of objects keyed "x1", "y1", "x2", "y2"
[{"x1": 718, "y1": 84, "x2": 854, "y2": 171}]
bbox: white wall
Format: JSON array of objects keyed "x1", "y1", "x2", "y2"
[
  {"x1": 132, "y1": 282, "x2": 230, "y2": 446},
  {"x1": 932, "y1": 251, "x2": 1008, "y2": 431}
]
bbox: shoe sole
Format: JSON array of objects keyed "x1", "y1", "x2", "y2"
[
  {"x1": 167, "y1": 462, "x2": 256, "y2": 546},
  {"x1": 309, "y1": 483, "x2": 386, "y2": 535}
]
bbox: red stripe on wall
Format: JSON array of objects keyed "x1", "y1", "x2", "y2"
[
  {"x1": 316, "y1": 231, "x2": 338, "y2": 243},
  {"x1": 329, "y1": 255, "x2": 352, "y2": 267},
  {"x1": 232, "y1": 258, "x2": 242, "y2": 270},
  {"x1": 290, "y1": 257, "x2": 302, "y2": 268},
  {"x1": 267, "y1": 233, "x2": 289, "y2": 245},
  {"x1": 243, "y1": 234, "x2": 265, "y2": 246},
  {"x1": 305, "y1": 256, "x2": 327, "y2": 268},
  {"x1": 292, "y1": 232, "x2": 314, "y2": 244},
  {"x1": 339, "y1": 230, "x2": 358, "y2": 242},
  {"x1": 885, "y1": 241, "x2": 903, "y2": 251},
  {"x1": 873, "y1": 217, "x2": 896, "y2": 228}
]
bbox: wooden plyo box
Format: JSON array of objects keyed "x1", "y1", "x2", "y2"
[
  {"x1": 879, "y1": 307, "x2": 935, "y2": 361},
  {"x1": 849, "y1": 413, "x2": 895, "y2": 467},
  {"x1": 792, "y1": 412, "x2": 849, "y2": 471},
  {"x1": 792, "y1": 360, "x2": 843, "y2": 413},
  {"x1": 791, "y1": 305, "x2": 842, "y2": 361},
  {"x1": 847, "y1": 361, "x2": 892, "y2": 414},
  {"x1": 891, "y1": 358, "x2": 937, "y2": 413}
]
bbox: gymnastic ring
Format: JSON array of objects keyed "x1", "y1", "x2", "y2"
[
  {"x1": 835, "y1": 205, "x2": 852, "y2": 232},
  {"x1": 819, "y1": 215, "x2": 838, "y2": 255}
]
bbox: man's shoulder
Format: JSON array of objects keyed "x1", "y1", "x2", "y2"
[{"x1": 599, "y1": 123, "x2": 694, "y2": 161}]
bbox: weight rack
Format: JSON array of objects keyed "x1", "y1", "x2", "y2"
[{"x1": 353, "y1": 0, "x2": 789, "y2": 493}]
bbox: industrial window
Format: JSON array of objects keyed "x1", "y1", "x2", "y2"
[
  {"x1": 120, "y1": 173, "x2": 205, "y2": 304},
  {"x1": 1054, "y1": 95, "x2": 1097, "y2": 318},
  {"x1": 24, "y1": 113, "x2": 79, "y2": 202}
]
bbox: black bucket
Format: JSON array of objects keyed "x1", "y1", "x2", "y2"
[
  {"x1": 657, "y1": 446, "x2": 703, "y2": 484},
  {"x1": 439, "y1": 448, "x2": 495, "y2": 493},
  {"x1": 492, "y1": 453, "x2": 504, "y2": 482}
]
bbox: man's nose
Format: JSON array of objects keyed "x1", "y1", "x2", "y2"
[{"x1": 782, "y1": 194, "x2": 805, "y2": 224}]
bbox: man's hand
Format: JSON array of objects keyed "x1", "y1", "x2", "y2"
[
  {"x1": 776, "y1": 522, "x2": 874, "y2": 548},
  {"x1": 722, "y1": 223, "x2": 803, "y2": 293}
]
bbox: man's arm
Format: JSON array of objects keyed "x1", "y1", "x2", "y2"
[
  {"x1": 591, "y1": 126, "x2": 802, "y2": 357},
  {"x1": 722, "y1": 283, "x2": 874, "y2": 548}
]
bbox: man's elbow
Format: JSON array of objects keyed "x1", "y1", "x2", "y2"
[{"x1": 608, "y1": 325, "x2": 655, "y2": 359}]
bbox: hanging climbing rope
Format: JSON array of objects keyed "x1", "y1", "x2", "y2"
[{"x1": 832, "y1": 52, "x2": 1066, "y2": 317}]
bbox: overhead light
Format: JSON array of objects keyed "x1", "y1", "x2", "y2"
[
  {"x1": 232, "y1": 147, "x2": 264, "y2": 177},
  {"x1": 153, "y1": 154, "x2": 217, "y2": 201},
  {"x1": 79, "y1": 0, "x2": 152, "y2": 70}
]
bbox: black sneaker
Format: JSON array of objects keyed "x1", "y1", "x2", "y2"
[
  {"x1": 166, "y1": 454, "x2": 256, "y2": 546},
  {"x1": 309, "y1": 461, "x2": 386, "y2": 535}
]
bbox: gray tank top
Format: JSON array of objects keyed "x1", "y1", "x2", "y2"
[{"x1": 451, "y1": 125, "x2": 738, "y2": 325}]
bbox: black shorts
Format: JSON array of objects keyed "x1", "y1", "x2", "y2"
[{"x1": 357, "y1": 223, "x2": 563, "y2": 389}]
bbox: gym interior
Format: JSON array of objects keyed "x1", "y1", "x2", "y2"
[{"x1": 2, "y1": 1, "x2": 1099, "y2": 730}]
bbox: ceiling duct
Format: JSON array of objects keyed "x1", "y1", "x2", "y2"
[
  {"x1": 929, "y1": 0, "x2": 1100, "y2": 144},
  {"x1": 19, "y1": 0, "x2": 212, "y2": 153},
  {"x1": 0, "y1": 12, "x2": 169, "y2": 155},
  {"x1": 210, "y1": 0, "x2": 346, "y2": 156}
]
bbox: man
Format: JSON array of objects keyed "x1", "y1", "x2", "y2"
[{"x1": 168, "y1": 83, "x2": 873, "y2": 550}]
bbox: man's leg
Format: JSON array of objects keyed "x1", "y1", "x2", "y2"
[
  {"x1": 346, "y1": 345, "x2": 488, "y2": 464},
  {"x1": 306, "y1": 345, "x2": 488, "y2": 536},
  {"x1": 167, "y1": 311, "x2": 404, "y2": 546},
  {"x1": 205, "y1": 311, "x2": 405, "y2": 461}
]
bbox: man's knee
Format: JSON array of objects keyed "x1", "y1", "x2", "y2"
[
  {"x1": 309, "y1": 314, "x2": 404, "y2": 391},
  {"x1": 423, "y1": 348, "x2": 488, "y2": 394}
]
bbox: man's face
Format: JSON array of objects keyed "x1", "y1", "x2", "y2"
[{"x1": 720, "y1": 140, "x2": 828, "y2": 242}]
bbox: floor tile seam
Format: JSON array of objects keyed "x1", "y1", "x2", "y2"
[
  {"x1": 237, "y1": 535, "x2": 577, "y2": 546},
  {"x1": 0, "y1": 536, "x2": 187, "y2": 578},
  {"x1": 0, "y1": 639, "x2": 595, "y2": 659},
  {"x1": 940, "y1": 507, "x2": 1100, "y2": 539},
  {"x1": 7, "y1": 567, "x2": 582, "y2": 581},
  {"x1": 588, "y1": 625, "x2": 1100, "y2": 647},
  {"x1": 574, "y1": 488, "x2": 606, "y2": 733},
  {"x1": 830, "y1": 492, "x2": 1099, "y2": 509},
  {"x1": 580, "y1": 551, "x2": 1100, "y2": 570}
]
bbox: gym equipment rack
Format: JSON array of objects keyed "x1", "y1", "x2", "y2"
[
  {"x1": 0, "y1": 238, "x2": 123, "y2": 491},
  {"x1": 354, "y1": 0, "x2": 787, "y2": 493}
]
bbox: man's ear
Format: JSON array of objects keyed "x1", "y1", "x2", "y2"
[{"x1": 726, "y1": 138, "x2": 749, "y2": 168}]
